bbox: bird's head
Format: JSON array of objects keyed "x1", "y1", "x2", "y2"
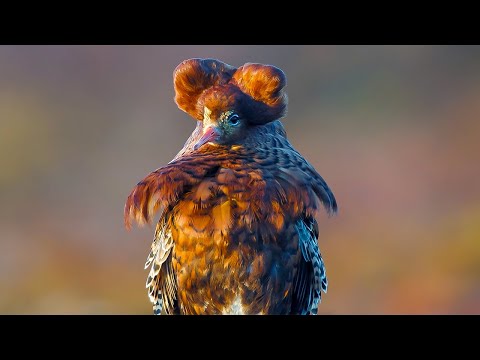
[
  {"x1": 173, "y1": 58, "x2": 288, "y2": 150},
  {"x1": 193, "y1": 104, "x2": 246, "y2": 150}
]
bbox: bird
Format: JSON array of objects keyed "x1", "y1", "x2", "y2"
[{"x1": 124, "y1": 58, "x2": 337, "y2": 315}]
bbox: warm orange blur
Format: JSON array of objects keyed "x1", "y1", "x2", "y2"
[{"x1": 1, "y1": 45, "x2": 479, "y2": 314}]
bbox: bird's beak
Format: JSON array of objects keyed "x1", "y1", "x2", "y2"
[{"x1": 194, "y1": 126, "x2": 220, "y2": 150}]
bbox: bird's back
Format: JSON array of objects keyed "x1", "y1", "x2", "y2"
[
  {"x1": 129, "y1": 122, "x2": 335, "y2": 315},
  {"x1": 125, "y1": 58, "x2": 337, "y2": 315},
  {"x1": 169, "y1": 150, "x2": 304, "y2": 314}
]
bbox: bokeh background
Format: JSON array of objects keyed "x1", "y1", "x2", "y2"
[{"x1": 1, "y1": 45, "x2": 479, "y2": 314}]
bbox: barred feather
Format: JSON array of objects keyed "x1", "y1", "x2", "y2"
[
  {"x1": 125, "y1": 58, "x2": 337, "y2": 315},
  {"x1": 145, "y1": 212, "x2": 174, "y2": 314},
  {"x1": 296, "y1": 217, "x2": 328, "y2": 315}
]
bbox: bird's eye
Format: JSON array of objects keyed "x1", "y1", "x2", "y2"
[{"x1": 228, "y1": 114, "x2": 240, "y2": 126}]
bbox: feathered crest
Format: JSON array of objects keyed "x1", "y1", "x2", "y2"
[
  {"x1": 174, "y1": 58, "x2": 236, "y2": 121},
  {"x1": 173, "y1": 58, "x2": 288, "y2": 125}
]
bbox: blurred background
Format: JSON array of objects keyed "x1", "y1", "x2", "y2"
[{"x1": 1, "y1": 45, "x2": 479, "y2": 314}]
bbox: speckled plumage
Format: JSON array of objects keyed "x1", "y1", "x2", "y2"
[{"x1": 124, "y1": 58, "x2": 337, "y2": 315}]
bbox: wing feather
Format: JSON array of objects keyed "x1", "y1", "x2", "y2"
[
  {"x1": 145, "y1": 210, "x2": 178, "y2": 315},
  {"x1": 291, "y1": 217, "x2": 328, "y2": 315}
]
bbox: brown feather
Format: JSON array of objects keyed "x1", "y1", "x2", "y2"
[
  {"x1": 232, "y1": 63, "x2": 288, "y2": 123},
  {"x1": 125, "y1": 59, "x2": 337, "y2": 315},
  {"x1": 173, "y1": 58, "x2": 288, "y2": 125},
  {"x1": 174, "y1": 58, "x2": 236, "y2": 120}
]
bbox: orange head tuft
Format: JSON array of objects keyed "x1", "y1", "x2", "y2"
[{"x1": 173, "y1": 58, "x2": 287, "y2": 125}]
